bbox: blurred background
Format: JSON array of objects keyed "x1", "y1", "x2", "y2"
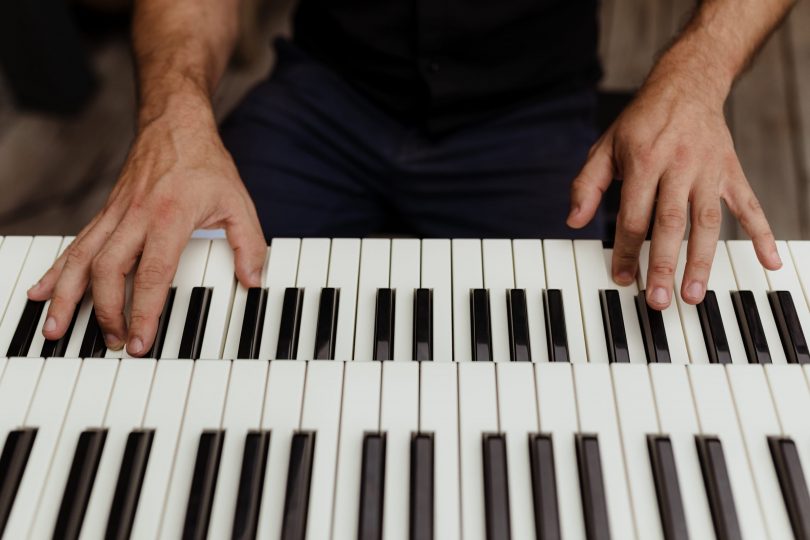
[{"x1": 0, "y1": 0, "x2": 807, "y2": 240}]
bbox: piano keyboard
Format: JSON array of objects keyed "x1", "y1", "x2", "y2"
[{"x1": 0, "y1": 236, "x2": 809, "y2": 540}]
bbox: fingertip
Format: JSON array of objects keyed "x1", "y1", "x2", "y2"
[
  {"x1": 645, "y1": 286, "x2": 671, "y2": 310},
  {"x1": 127, "y1": 336, "x2": 145, "y2": 357},
  {"x1": 682, "y1": 280, "x2": 706, "y2": 305},
  {"x1": 612, "y1": 270, "x2": 635, "y2": 286}
]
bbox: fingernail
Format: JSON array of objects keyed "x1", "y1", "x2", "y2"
[
  {"x1": 615, "y1": 271, "x2": 634, "y2": 284},
  {"x1": 28, "y1": 280, "x2": 42, "y2": 293},
  {"x1": 569, "y1": 205, "x2": 581, "y2": 218},
  {"x1": 43, "y1": 317, "x2": 56, "y2": 333},
  {"x1": 128, "y1": 337, "x2": 144, "y2": 355},
  {"x1": 772, "y1": 249, "x2": 783, "y2": 267},
  {"x1": 105, "y1": 334, "x2": 123, "y2": 350},
  {"x1": 649, "y1": 287, "x2": 670, "y2": 305},
  {"x1": 250, "y1": 269, "x2": 262, "y2": 285},
  {"x1": 685, "y1": 281, "x2": 705, "y2": 300}
]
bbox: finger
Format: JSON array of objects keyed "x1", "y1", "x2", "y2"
[
  {"x1": 681, "y1": 182, "x2": 722, "y2": 304},
  {"x1": 91, "y1": 218, "x2": 146, "y2": 349},
  {"x1": 567, "y1": 142, "x2": 615, "y2": 228},
  {"x1": 611, "y1": 158, "x2": 661, "y2": 286},
  {"x1": 723, "y1": 166, "x2": 781, "y2": 270},
  {"x1": 40, "y1": 216, "x2": 119, "y2": 340},
  {"x1": 127, "y1": 225, "x2": 192, "y2": 356},
  {"x1": 645, "y1": 173, "x2": 690, "y2": 310},
  {"x1": 223, "y1": 198, "x2": 267, "y2": 287}
]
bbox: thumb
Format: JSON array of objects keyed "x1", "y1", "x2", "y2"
[
  {"x1": 567, "y1": 142, "x2": 615, "y2": 229},
  {"x1": 224, "y1": 205, "x2": 267, "y2": 287}
]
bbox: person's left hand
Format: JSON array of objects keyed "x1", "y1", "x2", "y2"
[{"x1": 567, "y1": 74, "x2": 782, "y2": 310}]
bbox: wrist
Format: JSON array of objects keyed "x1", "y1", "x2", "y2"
[{"x1": 137, "y1": 73, "x2": 216, "y2": 129}]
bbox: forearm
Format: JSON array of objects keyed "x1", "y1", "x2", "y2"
[
  {"x1": 647, "y1": 0, "x2": 795, "y2": 106},
  {"x1": 132, "y1": 0, "x2": 241, "y2": 125}
]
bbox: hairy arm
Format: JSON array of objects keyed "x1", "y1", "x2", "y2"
[
  {"x1": 569, "y1": 0, "x2": 795, "y2": 309},
  {"x1": 30, "y1": 0, "x2": 266, "y2": 356}
]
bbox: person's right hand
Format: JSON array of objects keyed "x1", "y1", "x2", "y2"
[{"x1": 27, "y1": 93, "x2": 266, "y2": 356}]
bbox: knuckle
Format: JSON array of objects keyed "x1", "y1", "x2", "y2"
[
  {"x1": 650, "y1": 259, "x2": 676, "y2": 278},
  {"x1": 747, "y1": 195, "x2": 764, "y2": 214},
  {"x1": 655, "y1": 207, "x2": 687, "y2": 232},
  {"x1": 65, "y1": 242, "x2": 92, "y2": 268},
  {"x1": 688, "y1": 257, "x2": 713, "y2": 274},
  {"x1": 135, "y1": 259, "x2": 172, "y2": 289},
  {"x1": 128, "y1": 310, "x2": 154, "y2": 330},
  {"x1": 621, "y1": 215, "x2": 649, "y2": 238},
  {"x1": 697, "y1": 206, "x2": 722, "y2": 229},
  {"x1": 90, "y1": 254, "x2": 115, "y2": 281}
]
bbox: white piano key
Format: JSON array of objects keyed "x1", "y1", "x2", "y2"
[
  {"x1": 0, "y1": 236, "x2": 62, "y2": 355},
  {"x1": 512, "y1": 240, "x2": 549, "y2": 363},
  {"x1": 495, "y1": 363, "x2": 538, "y2": 539},
  {"x1": 638, "y1": 241, "x2": 690, "y2": 364},
  {"x1": 332, "y1": 362, "x2": 382, "y2": 539},
  {"x1": 0, "y1": 236, "x2": 32, "y2": 323},
  {"x1": 789, "y1": 241, "x2": 810, "y2": 310},
  {"x1": 29, "y1": 358, "x2": 119, "y2": 539},
  {"x1": 458, "y1": 362, "x2": 498, "y2": 540},
  {"x1": 390, "y1": 239, "x2": 420, "y2": 361},
  {"x1": 534, "y1": 363, "x2": 586, "y2": 538},
  {"x1": 452, "y1": 240, "x2": 484, "y2": 362},
  {"x1": 208, "y1": 360, "x2": 268, "y2": 538},
  {"x1": 603, "y1": 247, "x2": 645, "y2": 364},
  {"x1": 160, "y1": 239, "x2": 212, "y2": 358},
  {"x1": 294, "y1": 239, "x2": 331, "y2": 360},
  {"x1": 130, "y1": 359, "x2": 194, "y2": 539},
  {"x1": 610, "y1": 364, "x2": 664, "y2": 539},
  {"x1": 482, "y1": 240, "x2": 515, "y2": 362},
  {"x1": 79, "y1": 359, "x2": 156, "y2": 540},
  {"x1": 199, "y1": 239, "x2": 239, "y2": 359},
  {"x1": 648, "y1": 364, "x2": 715, "y2": 538},
  {"x1": 709, "y1": 243, "x2": 748, "y2": 364},
  {"x1": 767, "y1": 242, "x2": 810, "y2": 349},
  {"x1": 688, "y1": 364, "x2": 768, "y2": 537},
  {"x1": 419, "y1": 362, "x2": 460, "y2": 539},
  {"x1": 327, "y1": 238, "x2": 361, "y2": 361},
  {"x1": 766, "y1": 365, "x2": 810, "y2": 492},
  {"x1": 572, "y1": 363, "x2": 635, "y2": 539},
  {"x1": 259, "y1": 238, "x2": 301, "y2": 359},
  {"x1": 727, "y1": 241, "x2": 788, "y2": 364},
  {"x1": 674, "y1": 241, "x2": 709, "y2": 364},
  {"x1": 222, "y1": 282, "x2": 251, "y2": 360},
  {"x1": 572, "y1": 240, "x2": 610, "y2": 364},
  {"x1": 379, "y1": 362, "x2": 419, "y2": 539},
  {"x1": 300, "y1": 360, "x2": 344, "y2": 540},
  {"x1": 725, "y1": 365, "x2": 793, "y2": 537},
  {"x1": 544, "y1": 240, "x2": 587, "y2": 363},
  {"x1": 4, "y1": 357, "x2": 82, "y2": 539},
  {"x1": 354, "y1": 239, "x2": 391, "y2": 361},
  {"x1": 421, "y1": 239, "x2": 452, "y2": 361},
  {"x1": 64, "y1": 292, "x2": 94, "y2": 358},
  {"x1": 256, "y1": 360, "x2": 307, "y2": 540},
  {"x1": 159, "y1": 359, "x2": 231, "y2": 538},
  {"x1": 0, "y1": 357, "x2": 44, "y2": 450},
  {"x1": 29, "y1": 236, "x2": 73, "y2": 357}
]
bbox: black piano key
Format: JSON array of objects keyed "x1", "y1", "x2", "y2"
[
  {"x1": 79, "y1": 307, "x2": 107, "y2": 358},
  {"x1": 276, "y1": 288, "x2": 304, "y2": 360},
  {"x1": 731, "y1": 290, "x2": 771, "y2": 364},
  {"x1": 313, "y1": 287, "x2": 339, "y2": 360},
  {"x1": 105, "y1": 429, "x2": 154, "y2": 540},
  {"x1": 528, "y1": 433, "x2": 560, "y2": 540},
  {"x1": 147, "y1": 286, "x2": 176, "y2": 359},
  {"x1": 358, "y1": 432, "x2": 386, "y2": 540},
  {"x1": 636, "y1": 291, "x2": 672, "y2": 364},
  {"x1": 544, "y1": 289, "x2": 570, "y2": 363},
  {"x1": 470, "y1": 289, "x2": 493, "y2": 362},
  {"x1": 183, "y1": 429, "x2": 225, "y2": 540},
  {"x1": 41, "y1": 305, "x2": 79, "y2": 358},
  {"x1": 647, "y1": 435, "x2": 688, "y2": 540},
  {"x1": 697, "y1": 291, "x2": 733, "y2": 364},
  {"x1": 409, "y1": 432, "x2": 434, "y2": 540},
  {"x1": 695, "y1": 435, "x2": 742, "y2": 540},
  {"x1": 768, "y1": 436, "x2": 810, "y2": 540},
  {"x1": 0, "y1": 428, "x2": 37, "y2": 533},
  {"x1": 599, "y1": 289, "x2": 630, "y2": 364},
  {"x1": 281, "y1": 431, "x2": 316, "y2": 540},
  {"x1": 232, "y1": 430, "x2": 271, "y2": 540},
  {"x1": 507, "y1": 289, "x2": 532, "y2": 362},
  {"x1": 6, "y1": 299, "x2": 46, "y2": 357},
  {"x1": 482, "y1": 433, "x2": 512, "y2": 540},
  {"x1": 373, "y1": 288, "x2": 396, "y2": 361},
  {"x1": 53, "y1": 428, "x2": 108, "y2": 540},
  {"x1": 413, "y1": 288, "x2": 433, "y2": 361},
  {"x1": 768, "y1": 290, "x2": 810, "y2": 364},
  {"x1": 178, "y1": 287, "x2": 213, "y2": 360},
  {"x1": 575, "y1": 434, "x2": 610, "y2": 540},
  {"x1": 237, "y1": 287, "x2": 268, "y2": 360}
]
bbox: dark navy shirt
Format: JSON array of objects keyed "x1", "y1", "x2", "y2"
[{"x1": 293, "y1": 0, "x2": 601, "y2": 134}]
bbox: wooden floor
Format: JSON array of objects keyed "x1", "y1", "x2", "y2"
[{"x1": 0, "y1": 0, "x2": 807, "y2": 239}]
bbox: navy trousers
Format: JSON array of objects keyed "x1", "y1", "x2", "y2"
[{"x1": 221, "y1": 40, "x2": 605, "y2": 239}]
